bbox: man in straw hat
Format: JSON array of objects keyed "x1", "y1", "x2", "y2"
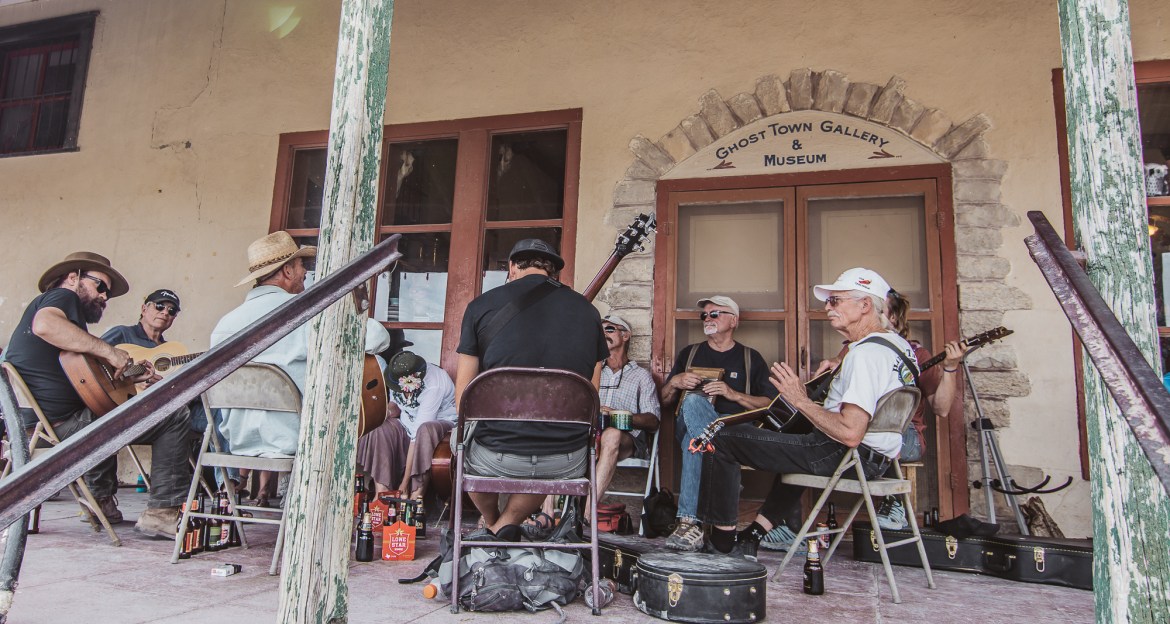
[
  {"x1": 211, "y1": 231, "x2": 390, "y2": 501},
  {"x1": 5, "y1": 252, "x2": 193, "y2": 537}
]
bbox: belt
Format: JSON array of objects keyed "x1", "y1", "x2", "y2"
[{"x1": 857, "y1": 445, "x2": 892, "y2": 471}]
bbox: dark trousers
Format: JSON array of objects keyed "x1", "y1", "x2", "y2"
[
  {"x1": 52, "y1": 405, "x2": 193, "y2": 509},
  {"x1": 697, "y1": 424, "x2": 890, "y2": 528}
]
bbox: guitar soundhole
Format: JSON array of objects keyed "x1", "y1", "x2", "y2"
[
  {"x1": 365, "y1": 379, "x2": 379, "y2": 391},
  {"x1": 156, "y1": 359, "x2": 170, "y2": 372}
]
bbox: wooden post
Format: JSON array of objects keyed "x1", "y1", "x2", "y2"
[
  {"x1": 1057, "y1": 1, "x2": 1170, "y2": 621},
  {"x1": 278, "y1": 1, "x2": 393, "y2": 622}
]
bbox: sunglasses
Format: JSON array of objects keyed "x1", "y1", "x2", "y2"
[
  {"x1": 825, "y1": 295, "x2": 863, "y2": 308},
  {"x1": 699, "y1": 310, "x2": 735, "y2": 321},
  {"x1": 151, "y1": 302, "x2": 179, "y2": 315},
  {"x1": 603, "y1": 325, "x2": 626, "y2": 334},
  {"x1": 81, "y1": 274, "x2": 110, "y2": 295}
]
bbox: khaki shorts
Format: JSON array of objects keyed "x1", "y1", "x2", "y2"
[{"x1": 465, "y1": 440, "x2": 587, "y2": 479}]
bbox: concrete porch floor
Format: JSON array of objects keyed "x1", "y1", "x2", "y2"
[{"x1": 3, "y1": 492, "x2": 1093, "y2": 623}]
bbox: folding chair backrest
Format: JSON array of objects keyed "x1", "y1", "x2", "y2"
[
  {"x1": 203, "y1": 363, "x2": 301, "y2": 414},
  {"x1": 458, "y1": 366, "x2": 599, "y2": 427},
  {"x1": 869, "y1": 385, "x2": 921, "y2": 435},
  {"x1": 2, "y1": 361, "x2": 57, "y2": 445}
]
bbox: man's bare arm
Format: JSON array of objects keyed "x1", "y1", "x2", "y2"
[
  {"x1": 32, "y1": 307, "x2": 130, "y2": 374},
  {"x1": 453, "y1": 353, "x2": 480, "y2": 411},
  {"x1": 769, "y1": 361, "x2": 868, "y2": 447}
]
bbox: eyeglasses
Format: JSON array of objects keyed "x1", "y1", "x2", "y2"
[
  {"x1": 603, "y1": 325, "x2": 625, "y2": 334},
  {"x1": 825, "y1": 295, "x2": 863, "y2": 308},
  {"x1": 151, "y1": 302, "x2": 179, "y2": 316},
  {"x1": 81, "y1": 274, "x2": 110, "y2": 295},
  {"x1": 699, "y1": 310, "x2": 735, "y2": 321}
]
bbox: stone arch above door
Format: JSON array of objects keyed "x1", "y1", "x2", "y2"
[{"x1": 603, "y1": 68, "x2": 1033, "y2": 521}]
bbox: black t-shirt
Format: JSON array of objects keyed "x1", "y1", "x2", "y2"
[
  {"x1": 5, "y1": 289, "x2": 88, "y2": 423},
  {"x1": 457, "y1": 274, "x2": 608, "y2": 454},
  {"x1": 667, "y1": 341, "x2": 777, "y2": 415}
]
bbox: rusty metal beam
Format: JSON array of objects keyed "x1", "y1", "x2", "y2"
[
  {"x1": 1025, "y1": 210, "x2": 1170, "y2": 492},
  {"x1": 0, "y1": 235, "x2": 401, "y2": 531}
]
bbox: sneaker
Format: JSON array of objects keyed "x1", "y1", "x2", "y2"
[
  {"x1": 134, "y1": 506, "x2": 182, "y2": 539},
  {"x1": 876, "y1": 496, "x2": 908, "y2": 530},
  {"x1": 79, "y1": 495, "x2": 123, "y2": 524},
  {"x1": 701, "y1": 538, "x2": 758, "y2": 562},
  {"x1": 664, "y1": 520, "x2": 704, "y2": 552},
  {"x1": 759, "y1": 524, "x2": 807, "y2": 553}
]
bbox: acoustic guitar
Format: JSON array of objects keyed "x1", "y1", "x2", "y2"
[
  {"x1": 63, "y1": 343, "x2": 389, "y2": 436},
  {"x1": 429, "y1": 213, "x2": 658, "y2": 502},
  {"x1": 689, "y1": 326, "x2": 1014, "y2": 453}
]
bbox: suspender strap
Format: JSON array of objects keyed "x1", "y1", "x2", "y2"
[
  {"x1": 744, "y1": 346, "x2": 751, "y2": 397},
  {"x1": 857, "y1": 335, "x2": 920, "y2": 386}
]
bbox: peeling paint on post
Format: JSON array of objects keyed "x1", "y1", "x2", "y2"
[
  {"x1": 277, "y1": 1, "x2": 393, "y2": 623},
  {"x1": 1057, "y1": 1, "x2": 1170, "y2": 621}
]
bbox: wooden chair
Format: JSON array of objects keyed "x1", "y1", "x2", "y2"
[
  {"x1": 171, "y1": 363, "x2": 299, "y2": 575},
  {"x1": 1, "y1": 362, "x2": 123, "y2": 546},
  {"x1": 605, "y1": 428, "x2": 661, "y2": 536},
  {"x1": 450, "y1": 367, "x2": 603, "y2": 615},
  {"x1": 773, "y1": 385, "x2": 935, "y2": 604}
]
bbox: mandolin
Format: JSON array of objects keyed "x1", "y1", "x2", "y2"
[
  {"x1": 430, "y1": 213, "x2": 657, "y2": 503},
  {"x1": 689, "y1": 326, "x2": 1014, "y2": 453},
  {"x1": 65, "y1": 343, "x2": 388, "y2": 436}
]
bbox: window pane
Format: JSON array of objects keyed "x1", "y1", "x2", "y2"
[
  {"x1": 0, "y1": 105, "x2": 33, "y2": 152},
  {"x1": 33, "y1": 100, "x2": 67, "y2": 149},
  {"x1": 402, "y1": 329, "x2": 443, "y2": 365},
  {"x1": 487, "y1": 130, "x2": 566, "y2": 221},
  {"x1": 677, "y1": 200, "x2": 785, "y2": 311},
  {"x1": 286, "y1": 148, "x2": 327, "y2": 229},
  {"x1": 373, "y1": 233, "x2": 450, "y2": 322},
  {"x1": 292, "y1": 236, "x2": 319, "y2": 288},
  {"x1": 42, "y1": 45, "x2": 77, "y2": 95},
  {"x1": 806, "y1": 195, "x2": 928, "y2": 308},
  {"x1": 481, "y1": 227, "x2": 562, "y2": 293},
  {"x1": 674, "y1": 320, "x2": 785, "y2": 370},
  {"x1": 383, "y1": 139, "x2": 458, "y2": 225},
  {"x1": 3, "y1": 52, "x2": 42, "y2": 100}
]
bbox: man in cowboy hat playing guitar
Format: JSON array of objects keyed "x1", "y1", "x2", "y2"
[
  {"x1": 211, "y1": 231, "x2": 390, "y2": 502},
  {"x1": 4, "y1": 252, "x2": 193, "y2": 537}
]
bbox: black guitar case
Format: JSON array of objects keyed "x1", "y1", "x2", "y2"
[
  {"x1": 633, "y1": 552, "x2": 767, "y2": 624},
  {"x1": 851, "y1": 522, "x2": 1092, "y2": 591},
  {"x1": 593, "y1": 531, "x2": 670, "y2": 595}
]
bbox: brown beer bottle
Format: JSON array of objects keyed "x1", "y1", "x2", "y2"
[
  {"x1": 826, "y1": 502, "x2": 838, "y2": 530},
  {"x1": 188, "y1": 497, "x2": 204, "y2": 556},
  {"x1": 226, "y1": 493, "x2": 242, "y2": 547},
  {"x1": 177, "y1": 502, "x2": 191, "y2": 559},
  {"x1": 206, "y1": 494, "x2": 224, "y2": 552},
  {"x1": 355, "y1": 512, "x2": 375, "y2": 562},
  {"x1": 414, "y1": 502, "x2": 426, "y2": 539},
  {"x1": 803, "y1": 539, "x2": 824, "y2": 595},
  {"x1": 353, "y1": 473, "x2": 365, "y2": 519}
]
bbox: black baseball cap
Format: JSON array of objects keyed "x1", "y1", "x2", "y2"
[
  {"x1": 145, "y1": 289, "x2": 181, "y2": 312},
  {"x1": 508, "y1": 238, "x2": 565, "y2": 270}
]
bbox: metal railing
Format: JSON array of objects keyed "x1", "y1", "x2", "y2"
[
  {"x1": 1025, "y1": 211, "x2": 1170, "y2": 493},
  {"x1": 0, "y1": 235, "x2": 401, "y2": 530}
]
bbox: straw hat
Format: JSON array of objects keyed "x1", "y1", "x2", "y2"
[
  {"x1": 38, "y1": 251, "x2": 129, "y2": 298},
  {"x1": 235, "y1": 231, "x2": 317, "y2": 287}
]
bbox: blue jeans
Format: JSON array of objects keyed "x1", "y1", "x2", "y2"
[
  {"x1": 900, "y1": 427, "x2": 924, "y2": 463},
  {"x1": 675, "y1": 394, "x2": 725, "y2": 522}
]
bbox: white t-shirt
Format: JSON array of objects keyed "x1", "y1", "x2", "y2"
[
  {"x1": 822, "y1": 331, "x2": 917, "y2": 458},
  {"x1": 393, "y1": 362, "x2": 459, "y2": 439}
]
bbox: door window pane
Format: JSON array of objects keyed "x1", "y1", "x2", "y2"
[
  {"x1": 402, "y1": 329, "x2": 443, "y2": 365},
  {"x1": 373, "y1": 233, "x2": 450, "y2": 322},
  {"x1": 383, "y1": 139, "x2": 458, "y2": 225},
  {"x1": 677, "y1": 201, "x2": 785, "y2": 310},
  {"x1": 481, "y1": 227, "x2": 562, "y2": 293},
  {"x1": 286, "y1": 148, "x2": 327, "y2": 230},
  {"x1": 674, "y1": 320, "x2": 785, "y2": 370},
  {"x1": 487, "y1": 130, "x2": 566, "y2": 221},
  {"x1": 806, "y1": 195, "x2": 928, "y2": 307}
]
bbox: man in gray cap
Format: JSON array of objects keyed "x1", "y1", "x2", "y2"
[
  {"x1": 5, "y1": 252, "x2": 192, "y2": 537},
  {"x1": 455, "y1": 238, "x2": 607, "y2": 540},
  {"x1": 661, "y1": 295, "x2": 777, "y2": 552}
]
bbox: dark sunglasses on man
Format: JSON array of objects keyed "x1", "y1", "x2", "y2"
[
  {"x1": 81, "y1": 273, "x2": 110, "y2": 295},
  {"x1": 699, "y1": 310, "x2": 735, "y2": 321},
  {"x1": 151, "y1": 302, "x2": 179, "y2": 316},
  {"x1": 603, "y1": 325, "x2": 626, "y2": 334}
]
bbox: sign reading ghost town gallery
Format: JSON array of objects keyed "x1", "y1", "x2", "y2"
[{"x1": 662, "y1": 111, "x2": 942, "y2": 179}]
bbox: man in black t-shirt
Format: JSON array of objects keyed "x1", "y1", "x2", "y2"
[
  {"x1": 455, "y1": 239, "x2": 607, "y2": 538},
  {"x1": 660, "y1": 295, "x2": 777, "y2": 551},
  {"x1": 4, "y1": 252, "x2": 192, "y2": 539}
]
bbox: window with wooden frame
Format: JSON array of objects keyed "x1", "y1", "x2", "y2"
[
  {"x1": 652, "y1": 164, "x2": 963, "y2": 517},
  {"x1": 0, "y1": 12, "x2": 96, "y2": 156},
  {"x1": 270, "y1": 110, "x2": 582, "y2": 374},
  {"x1": 1053, "y1": 60, "x2": 1170, "y2": 480}
]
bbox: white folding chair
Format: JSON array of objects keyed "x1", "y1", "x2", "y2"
[
  {"x1": 773, "y1": 385, "x2": 935, "y2": 604},
  {"x1": 604, "y1": 428, "x2": 661, "y2": 536},
  {"x1": 1, "y1": 362, "x2": 123, "y2": 546},
  {"x1": 171, "y1": 363, "x2": 298, "y2": 575}
]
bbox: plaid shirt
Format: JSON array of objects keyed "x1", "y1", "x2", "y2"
[{"x1": 600, "y1": 360, "x2": 661, "y2": 450}]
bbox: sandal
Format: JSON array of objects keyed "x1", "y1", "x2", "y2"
[{"x1": 520, "y1": 512, "x2": 555, "y2": 541}]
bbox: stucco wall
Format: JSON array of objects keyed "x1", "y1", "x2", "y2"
[{"x1": 3, "y1": 0, "x2": 1170, "y2": 537}]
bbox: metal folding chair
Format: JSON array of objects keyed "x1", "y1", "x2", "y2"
[
  {"x1": 171, "y1": 363, "x2": 298, "y2": 575},
  {"x1": 773, "y1": 385, "x2": 935, "y2": 603},
  {"x1": 449, "y1": 367, "x2": 603, "y2": 615},
  {"x1": 1, "y1": 362, "x2": 123, "y2": 546}
]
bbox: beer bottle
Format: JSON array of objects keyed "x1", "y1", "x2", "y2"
[
  {"x1": 414, "y1": 502, "x2": 426, "y2": 539},
  {"x1": 195, "y1": 493, "x2": 209, "y2": 554},
  {"x1": 226, "y1": 493, "x2": 242, "y2": 547},
  {"x1": 402, "y1": 500, "x2": 414, "y2": 527},
  {"x1": 355, "y1": 512, "x2": 375, "y2": 562},
  {"x1": 815, "y1": 521, "x2": 830, "y2": 552},
  {"x1": 826, "y1": 502, "x2": 838, "y2": 530},
  {"x1": 803, "y1": 539, "x2": 824, "y2": 595},
  {"x1": 188, "y1": 496, "x2": 204, "y2": 555},
  {"x1": 386, "y1": 501, "x2": 397, "y2": 526},
  {"x1": 215, "y1": 492, "x2": 232, "y2": 549},
  {"x1": 207, "y1": 511, "x2": 223, "y2": 552},
  {"x1": 177, "y1": 502, "x2": 191, "y2": 559},
  {"x1": 353, "y1": 473, "x2": 365, "y2": 519},
  {"x1": 27, "y1": 505, "x2": 40, "y2": 535}
]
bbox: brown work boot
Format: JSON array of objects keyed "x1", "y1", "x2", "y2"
[
  {"x1": 79, "y1": 495, "x2": 123, "y2": 524},
  {"x1": 135, "y1": 506, "x2": 181, "y2": 539}
]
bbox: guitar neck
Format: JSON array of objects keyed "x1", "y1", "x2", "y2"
[
  {"x1": 714, "y1": 393, "x2": 798, "y2": 429},
  {"x1": 164, "y1": 352, "x2": 204, "y2": 366}
]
